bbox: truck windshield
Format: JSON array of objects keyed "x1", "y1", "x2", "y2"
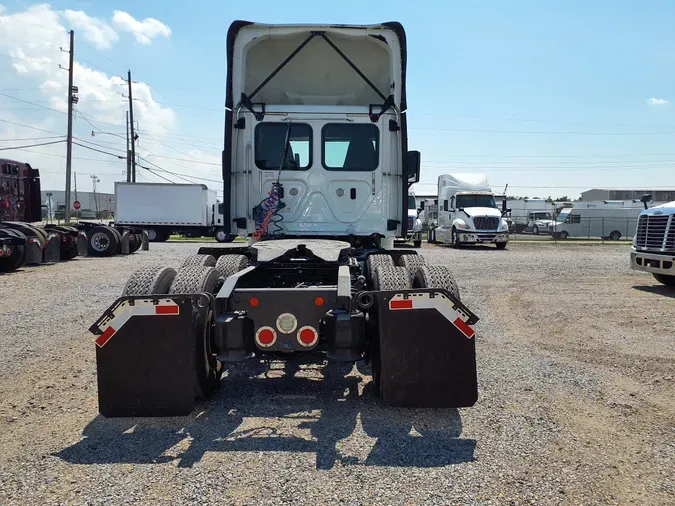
[
  {"x1": 322, "y1": 124, "x2": 379, "y2": 171},
  {"x1": 254, "y1": 123, "x2": 312, "y2": 170},
  {"x1": 556, "y1": 212, "x2": 570, "y2": 222},
  {"x1": 532, "y1": 212, "x2": 552, "y2": 220},
  {"x1": 408, "y1": 196, "x2": 416, "y2": 209},
  {"x1": 456, "y1": 195, "x2": 497, "y2": 208}
]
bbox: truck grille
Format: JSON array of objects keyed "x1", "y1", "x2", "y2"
[
  {"x1": 408, "y1": 216, "x2": 414, "y2": 229},
  {"x1": 474, "y1": 216, "x2": 499, "y2": 230},
  {"x1": 635, "y1": 214, "x2": 675, "y2": 251}
]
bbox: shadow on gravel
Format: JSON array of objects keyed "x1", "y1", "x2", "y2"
[
  {"x1": 54, "y1": 360, "x2": 475, "y2": 470},
  {"x1": 632, "y1": 284, "x2": 675, "y2": 298}
]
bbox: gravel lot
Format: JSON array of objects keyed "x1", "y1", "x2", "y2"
[{"x1": 0, "y1": 241, "x2": 673, "y2": 505}]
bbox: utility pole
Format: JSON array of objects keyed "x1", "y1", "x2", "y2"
[
  {"x1": 127, "y1": 70, "x2": 136, "y2": 183},
  {"x1": 64, "y1": 30, "x2": 75, "y2": 222},
  {"x1": 125, "y1": 110, "x2": 131, "y2": 183}
]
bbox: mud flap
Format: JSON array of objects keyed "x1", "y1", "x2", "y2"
[
  {"x1": 120, "y1": 232, "x2": 130, "y2": 255},
  {"x1": 24, "y1": 238, "x2": 43, "y2": 265},
  {"x1": 89, "y1": 294, "x2": 211, "y2": 417},
  {"x1": 77, "y1": 232, "x2": 88, "y2": 257},
  {"x1": 371, "y1": 289, "x2": 479, "y2": 408},
  {"x1": 43, "y1": 234, "x2": 61, "y2": 263}
]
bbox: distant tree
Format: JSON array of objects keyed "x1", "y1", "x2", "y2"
[{"x1": 554, "y1": 196, "x2": 569, "y2": 202}]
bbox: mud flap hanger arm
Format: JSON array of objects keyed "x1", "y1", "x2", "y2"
[{"x1": 240, "y1": 31, "x2": 394, "y2": 123}]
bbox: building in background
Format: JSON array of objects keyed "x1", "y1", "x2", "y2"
[
  {"x1": 580, "y1": 188, "x2": 675, "y2": 202},
  {"x1": 41, "y1": 190, "x2": 115, "y2": 220}
]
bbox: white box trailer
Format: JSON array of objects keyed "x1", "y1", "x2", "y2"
[
  {"x1": 114, "y1": 182, "x2": 229, "y2": 242},
  {"x1": 550, "y1": 206, "x2": 642, "y2": 240}
]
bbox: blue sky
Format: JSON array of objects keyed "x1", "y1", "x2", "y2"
[{"x1": 2, "y1": 0, "x2": 675, "y2": 199}]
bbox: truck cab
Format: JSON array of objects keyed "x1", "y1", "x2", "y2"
[
  {"x1": 434, "y1": 174, "x2": 509, "y2": 249},
  {"x1": 631, "y1": 199, "x2": 675, "y2": 286},
  {"x1": 226, "y1": 22, "x2": 420, "y2": 247}
]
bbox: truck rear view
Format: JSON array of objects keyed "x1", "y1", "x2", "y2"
[{"x1": 88, "y1": 21, "x2": 480, "y2": 417}]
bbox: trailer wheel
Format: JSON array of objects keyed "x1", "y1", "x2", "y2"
[
  {"x1": 412, "y1": 265, "x2": 461, "y2": 301},
  {"x1": 366, "y1": 254, "x2": 394, "y2": 281},
  {"x1": 181, "y1": 253, "x2": 217, "y2": 268},
  {"x1": 128, "y1": 233, "x2": 142, "y2": 253},
  {"x1": 0, "y1": 229, "x2": 26, "y2": 272},
  {"x1": 215, "y1": 254, "x2": 249, "y2": 278},
  {"x1": 87, "y1": 226, "x2": 118, "y2": 257},
  {"x1": 397, "y1": 254, "x2": 426, "y2": 285},
  {"x1": 653, "y1": 274, "x2": 675, "y2": 286},
  {"x1": 214, "y1": 228, "x2": 234, "y2": 243},
  {"x1": 122, "y1": 265, "x2": 178, "y2": 296},
  {"x1": 169, "y1": 265, "x2": 221, "y2": 295}
]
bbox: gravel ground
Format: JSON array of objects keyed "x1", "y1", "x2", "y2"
[{"x1": 0, "y1": 241, "x2": 673, "y2": 505}]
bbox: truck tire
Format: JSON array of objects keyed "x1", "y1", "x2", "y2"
[
  {"x1": 181, "y1": 253, "x2": 217, "y2": 268},
  {"x1": 215, "y1": 254, "x2": 249, "y2": 278},
  {"x1": 653, "y1": 274, "x2": 675, "y2": 286},
  {"x1": 397, "y1": 254, "x2": 426, "y2": 285},
  {"x1": 366, "y1": 254, "x2": 394, "y2": 281},
  {"x1": 0, "y1": 229, "x2": 26, "y2": 272},
  {"x1": 122, "y1": 265, "x2": 177, "y2": 296},
  {"x1": 412, "y1": 264, "x2": 460, "y2": 301},
  {"x1": 532, "y1": 225, "x2": 540, "y2": 235},
  {"x1": 372, "y1": 265, "x2": 412, "y2": 291},
  {"x1": 413, "y1": 239, "x2": 422, "y2": 248},
  {"x1": 169, "y1": 265, "x2": 221, "y2": 295},
  {"x1": 128, "y1": 233, "x2": 142, "y2": 253},
  {"x1": 87, "y1": 226, "x2": 118, "y2": 257},
  {"x1": 109, "y1": 227, "x2": 123, "y2": 254},
  {"x1": 214, "y1": 228, "x2": 234, "y2": 243},
  {"x1": 496, "y1": 242, "x2": 507, "y2": 250},
  {"x1": 428, "y1": 229, "x2": 436, "y2": 244},
  {"x1": 451, "y1": 227, "x2": 461, "y2": 249},
  {"x1": 609, "y1": 230, "x2": 622, "y2": 241}
]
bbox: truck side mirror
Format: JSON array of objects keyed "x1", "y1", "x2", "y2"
[
  {"x1": 640, "y1": 194, "x2": 652, "y2": 209},
  {"x1": 407, "y1": 150, "x2": 420, "y2": 184}
]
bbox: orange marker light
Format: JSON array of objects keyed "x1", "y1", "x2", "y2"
[{"x1": 315, "y1": 297, "x2": 324, "y2": 306}]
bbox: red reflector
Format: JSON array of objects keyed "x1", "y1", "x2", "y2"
[
  {"x1": 314, "y1": 297, "x2": 324, "y2": 306},
  {"x1": 390, "y1": 299, "x2": 413, "y2": 309},
  {"x1": 299, "y1": 328, "x2": 316, "y2": 344},
  {"x1": 0, "y1": 250, "x2": 4, "y2": 257},
  {"x1": 95, "y1": 326, "x2": 116, "y2": 348},
  {"x1": 258, "y1": 328, "x2": 275, "y2": 345},
  {"x1": 453, "y1": 317, "x2": 475, "y2": 339},
  {"x1": 156, "y1": 305, "x2": 179, "y2": 315},
  {"x1": 250, "y1": 297, "x2": 259, "y2": 307}
]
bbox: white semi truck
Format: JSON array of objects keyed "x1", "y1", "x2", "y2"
[
  {"x1": 88, "y1": 20, "x2": 480, "y2": 418},
  {"x1": 114, "y1": 182, "x2": 231, "y2": 242},
  {"x1": 406, "y1": 189, "x2": 423, "y2": 247},
  {"x1": 630, "y1": 198, "x2": 675, "y2": 286},
  {"x1": 433, "y1": 173, "x2": 509, "y2": 249}
]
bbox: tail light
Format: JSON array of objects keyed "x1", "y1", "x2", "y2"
[
  {"x1": 255, "y1": 326, "x2": 277, "y2": 348},
  {"x1": 297, "y1": 326, "x2": 318, "y2": 347}
]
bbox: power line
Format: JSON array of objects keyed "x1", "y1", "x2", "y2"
[
  {"x1": 72, "y1": 141, "x2": 125, "y2": 159},
  {"x1": 0, "y1": 91, "x2": 67, "y2": 115},
  {"x1": 410, "y1": 126, "x2": 675, "y2": 135},
  {"x1": 0, "y1": 136, "x2": 65, "y2": 142},
  {"x1": 74, "y1": 137, "x2": 126, "y2": 154},
  {"x1": 0, "y1": 140, "x2": 64, "y2": 151},
  {"x1": 137, "y1": 164, "x2": 178, "y2": 184}
]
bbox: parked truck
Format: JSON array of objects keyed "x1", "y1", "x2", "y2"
[
  {"x1": 630, "y1": 197, "x2": 675, "y2": 286},
  {"x1": 550, "y1": 206, "x2": 642, "y2": 240},
  {"x1": 89, "y1": 20, "x2": 479, "y2": 418},
  {"x1": 432, "y1": 173, "x2": 509, "y2": 249},
  {"x1": 0, "y1": 158, "x2": 147, "y2": 273},
  {"x1": 114, "y1": 182, "x2": 230, "y2": 242},
  {"x1": 406, "y1": 189, "x2": 423, "y2": 247}
]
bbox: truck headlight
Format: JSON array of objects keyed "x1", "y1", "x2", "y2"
[
  {"x1": 457, "y1": 221, "x2": 471, "y2": 230},
  {"x1": 499, "y1": 220, "x2": 509, "y2": 231}
]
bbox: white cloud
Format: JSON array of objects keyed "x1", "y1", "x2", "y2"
[
  {"x1": 0, "y1": 5, "x2": 211, "y2": 195},
  {"x1": 647, "y1": 97, "x2": 669, "y2": 106},
  {"x1": 62, "y1": 9, "x2": 119, "y2": 50},
  {"x1": 112, "y1": 11, "x2": 171, "y2": 45}
]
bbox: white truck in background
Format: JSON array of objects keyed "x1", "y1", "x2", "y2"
[
  {"x1": 434, "y1": 174, "x2": 510, "y2": 249},
  {"x1": 550, "y1": 206, "x2": 642, "y2": 240},
  {"x1": 114, "y1": 182, "x2": 231, "y2": 242},
  {"x1": 630, "y1": 197, "x2": 675, "y2": 286},
  {"x1": 406, "y1": 189, "x2": 423, "y2": 248}
]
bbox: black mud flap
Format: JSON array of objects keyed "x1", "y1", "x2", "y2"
[
  {"x1": 368, "y1": 288, "x2": 479, "y2": 408},
  {"x1": 89, "y1": 294, "x2": 211, "y2": 417},
  {"x1": 24, "y1": 238, "x2": 43, "y2": 265},
  {"x1": 77, "y1": 232, "x2": 88, "y2": 257},
  {"x1": 43, "y1": 234, "x2": 61, "y2": 263}
]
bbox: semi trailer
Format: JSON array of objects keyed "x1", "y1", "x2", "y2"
[
  {"x1": 114, "y1": 182, "x2": 231, "y2": 242},
  {"x1": 0, "y1": 158, "x2": 148, "y2": 272},
  {"x1": 89, "y1": 20, "x2": 480, "y2": 417}
]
